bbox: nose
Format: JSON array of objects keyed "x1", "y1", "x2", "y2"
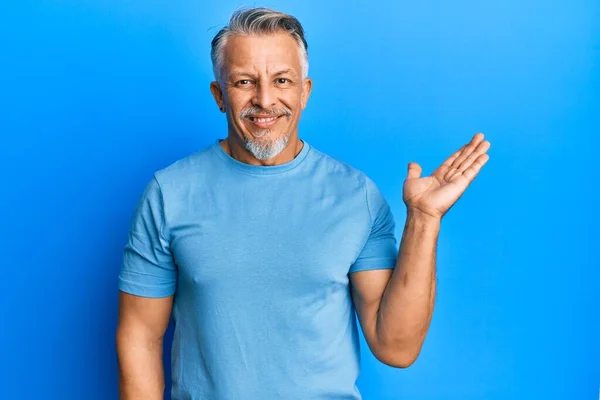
[{"x1": 252, "y1": 80, "x2": 277, "y2": 110}]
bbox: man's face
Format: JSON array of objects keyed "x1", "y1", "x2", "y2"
[{"x1": 210, "y1": 32, "x2": 312, "y2": 160}]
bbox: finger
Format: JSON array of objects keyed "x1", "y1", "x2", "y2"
[
  {"x1": 451, "y1": 153, "x2": 489, "y2": 183},
  {"x1": 449, "y1": 133, "x2": 484, "y2": 169},
  {"x1": 433, "y1": 144, "x2": 466, "y2": 180},
  {"x1": 444, "y1": 133, "x2": 484, "y2": 181},
  {"x1": 454, "y1": 139, "x2": 491, "y2": 176},
  {"x1": 407, "y1": 162, "x2": 422, "y2": 179},
  {"x1": 439, "y1": 133, "x2": 483, "y2": 168},
  {"x1": 440, "y1": 144, "x2": 467, "y2": 168}
]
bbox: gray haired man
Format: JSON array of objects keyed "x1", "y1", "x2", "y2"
[{"x1": 116, "y1": 7, "x2": 490, "y2": 400}]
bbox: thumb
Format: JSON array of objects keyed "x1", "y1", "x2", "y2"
[{"x1": 407, "y1": 162, "x2": 422, "y2": 179}]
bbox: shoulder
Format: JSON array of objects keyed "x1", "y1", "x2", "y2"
[
  {"x1": 308, "y1": 145, "x2": 389, "y2": 215},
  {"x1": 152, "y1": 142, "x2": 218, "y2": 189},
  {"x1": 307, "y1": 144, "x2": 371, "y2": 188}
]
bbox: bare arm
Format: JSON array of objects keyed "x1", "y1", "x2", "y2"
[
  {"x1": 350, "y1": 211, "x2": 438, "y2": 368},
  {"x1": 116, "y1": 291, "x2": 173, "y2": 399},
  {"x1": 351, "y1": 133, "x2": 490, "y2": 368}
]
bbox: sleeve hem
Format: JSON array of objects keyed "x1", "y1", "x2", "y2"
[
  {"x1": 118, "y1": 278, "x2": 176, "y2": 298},
  {"x1": 348, "y1": 258, "x2": 397, "y2": 274}
]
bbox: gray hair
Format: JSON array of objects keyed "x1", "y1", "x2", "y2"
[{"x1": 210, "y1": 7, "x2": 309, "y2": 83}]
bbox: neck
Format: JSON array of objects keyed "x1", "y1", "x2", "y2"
[{"x1": 221, "y1": 134, "x2": 303, "y2": 166}]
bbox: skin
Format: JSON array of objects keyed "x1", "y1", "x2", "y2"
[
  {"x1": 117, "y1": 293, "x2": 172, "y2": 399},
  {"x1": 209, "y1": 33, "x2": 312, "y2": 165},
  {"x1": 116, "y1": 30, "x2": 491, "y2": 399},
  {"x1": 351, "y1": 133, "x2": 490, "y2": 367}
]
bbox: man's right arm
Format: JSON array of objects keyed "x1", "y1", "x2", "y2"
[{"x1": 116, "y1": 291, "x2": 174, "y2": 400}]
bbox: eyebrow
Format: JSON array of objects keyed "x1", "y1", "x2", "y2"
[
  {"x1": 229, "y1": 69, "x2": 297, "y2": 79},
  {"x1": 273, "y1": 69, "x2": 296, "y2": 77},
  {"x1": 229, "y1": 72, "x2": 253, "y2": 79}
]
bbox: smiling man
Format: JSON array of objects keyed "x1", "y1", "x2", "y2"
[
  {"x1": 210, "y1": 31, "x2": 308, "y2": 163},
  {"x1": 116, "y1": 7, "x2": 490, "y2": 400}
]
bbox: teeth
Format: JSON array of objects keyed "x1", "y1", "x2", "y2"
[{"x1": 252, "y1": 117, "x2": 277, "y2": 123}]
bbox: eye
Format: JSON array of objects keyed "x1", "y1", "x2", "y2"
[
  {"x1": 236, "y1": 79, "x2": 254, "y2": 87},
  {"x1": 276, "y1": 78, "x2": 290, "y2": 84}
]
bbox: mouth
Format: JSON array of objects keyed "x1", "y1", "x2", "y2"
[{"x1": 247, "y1": 115, "x2": 282, "y2": 128}]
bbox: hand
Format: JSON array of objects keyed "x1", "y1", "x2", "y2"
[{"x1": 403, "y1": 133, "x2": 491, "y2": 219}]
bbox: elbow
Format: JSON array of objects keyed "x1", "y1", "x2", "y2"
[
  {"x1": 373, "y1": 343, "x2": 423, "y2": 369},
  {"x1": 375, "y1": 352, "x2": 418, "y2": 369}
]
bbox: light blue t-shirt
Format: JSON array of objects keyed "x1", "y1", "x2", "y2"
[{"x1": 119, "y1": 138, "x2": 398, "y2": 400}]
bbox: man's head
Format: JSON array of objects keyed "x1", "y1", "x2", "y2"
[{"x1": 209, "y1": 8, "x2": 312, "y2": 161}]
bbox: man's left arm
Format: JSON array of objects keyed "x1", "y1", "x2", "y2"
[
  {"x1": 350, "y1": 133, "x2": 490, "y2": 368},
  {"x1": 350, "y1": 211, "x2": 439, "y2": 368}
]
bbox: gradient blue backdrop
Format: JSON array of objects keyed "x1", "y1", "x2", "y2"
[{"x1": 1, "y1": 1, "x2": 598, "y2": 399}]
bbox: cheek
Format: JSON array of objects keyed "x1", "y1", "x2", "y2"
[
  {"x1": 226, "y1": 91, "x2": 250, "y2": 109},
  {"x1": 281, "y1": 92, "x2": 304, "y2": 112}
]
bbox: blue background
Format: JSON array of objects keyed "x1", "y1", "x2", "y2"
[{"x1": 1, "y1": 0, "x2": 598, "y2": 399}]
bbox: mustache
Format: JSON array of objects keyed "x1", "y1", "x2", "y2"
[{"x1": 239, "y1": 106, "x2": 292, "y2": 119}]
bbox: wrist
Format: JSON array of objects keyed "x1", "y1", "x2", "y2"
[{"x1": 406, "y1": 207, "x2": 442, "y2": 225}]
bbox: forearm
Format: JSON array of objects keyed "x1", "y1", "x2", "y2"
[
  {"x1": 376, "y1": 209, "x2": 440, "y2": 363},
  {"x1": 117, "y1": 329, "x2": 165, "y2": 400}
]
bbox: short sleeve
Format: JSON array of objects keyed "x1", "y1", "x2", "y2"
[
  {"x1": 349, "y1": 176, "x2": 398, "y2": 274},
  {"x1": 118, "y1": 176, "x2": 177, "y2": 297}
]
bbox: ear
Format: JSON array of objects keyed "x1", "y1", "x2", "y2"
[
  {"x1": 210, "y1": 81, "x2": 226, "y2": 112},
  {"x1": 301, "y1": 77, "x2": 313, "y2": 110}
]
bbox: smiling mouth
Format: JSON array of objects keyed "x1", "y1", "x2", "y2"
[
  {"x1": 247, "y1": 115, "x2": 282, "y2": 128},
  {"x1": 248, "y1": 116, "x2": 280, "y2": 122}
]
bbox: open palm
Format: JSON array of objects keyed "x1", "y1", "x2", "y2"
[{"x1": 403, "y1": 133, "x2": 491, "y2": 219}]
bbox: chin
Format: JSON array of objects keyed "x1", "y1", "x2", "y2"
[{"x1": 244, "y1": 131, "x2": 290, "y2": 160}]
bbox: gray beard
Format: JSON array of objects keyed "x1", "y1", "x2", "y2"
[{"x1": 244, "y1": 131, "x2": 290, "y2": 161}]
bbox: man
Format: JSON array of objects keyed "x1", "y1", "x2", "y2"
[{"x1": 116, "y1": 7, "x2": 490, "y2": 400}]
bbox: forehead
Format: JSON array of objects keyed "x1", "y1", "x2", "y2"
[{"x1": 223, "y1": 33, "x2": 302, "y2": 76}]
